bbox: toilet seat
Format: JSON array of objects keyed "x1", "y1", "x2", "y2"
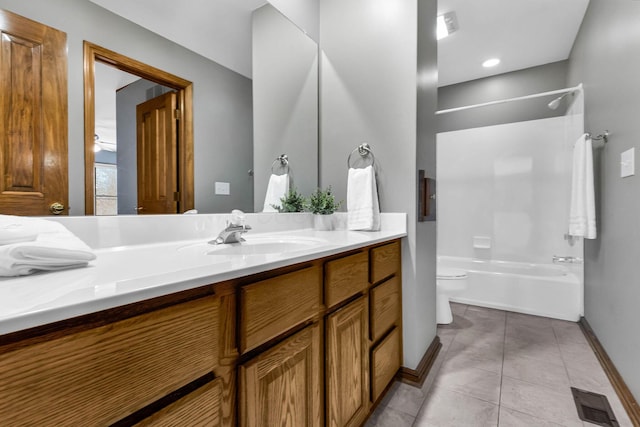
[{"x1": 437, "y1": 268, "x2": 467, "y2": 280}]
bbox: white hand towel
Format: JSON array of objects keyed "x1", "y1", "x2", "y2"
[
  {"x1": 262, "y1": 173, "x2": 289, "y2": 212},
  {"x1": 0, "y1": 215, "x2": 96, "y2": 277},
  {"x1": 569, "y1": 134, "x2": 597, "y2": 239},
  {"x1": 347, "y1": 166, "x2": 380, "y2": 231}
]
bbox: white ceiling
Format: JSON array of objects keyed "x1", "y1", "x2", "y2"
[
  {"x1": 88, "y1": 0, "x2": 590, "y2": 102},
  {"x1": 437, "y1": 0, "x2": 590, "y2": 87},
  {"x1": 88, "y1": 0, "x2": 267, "y2": 78}
]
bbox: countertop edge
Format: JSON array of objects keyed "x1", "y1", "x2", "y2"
[{"x1": 0, "y1": 231, "x2": 406, "y2": 336}]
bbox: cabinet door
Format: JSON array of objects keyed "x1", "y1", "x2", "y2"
[
  {"x1": 326, "y1": 297, "x2": 369, "y2": 427},
  {"x1": 239, "y1": 323, "x2": 322, "y2": 427}
]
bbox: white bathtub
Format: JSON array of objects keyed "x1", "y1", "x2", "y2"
[{"x1": 439, "y1": 256, "x2": 583, "y2": 321}]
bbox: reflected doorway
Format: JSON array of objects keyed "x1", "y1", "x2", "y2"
[
  {"x1": 84, "y1": 42, "x2": 194, "y2": 215},
  {"x1": 93, "y1": 62, "x2": 176, "y2": 215}
]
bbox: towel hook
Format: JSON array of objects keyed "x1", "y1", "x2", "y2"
[
  {"x1": 587, "y1": 130, "x2": 609, "y2": 144},
  {"x1": 270, "y1": 154, "x2": 289, "y2": 175},
  {"x1": 347, "y1": 143, "x2": 375, "y2": 169}
]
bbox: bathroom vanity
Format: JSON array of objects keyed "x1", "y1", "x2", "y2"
[{"x1": 0, "y1": 214, "x2": 405, "y2": 426}]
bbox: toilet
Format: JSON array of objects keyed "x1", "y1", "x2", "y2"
[{"x1": 436, "y1": 268, "x2": 468, "y2": 324}]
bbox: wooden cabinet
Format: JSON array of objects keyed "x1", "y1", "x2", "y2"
[
  {"x1": 0, "y1": 295, "x2": 219, "y2": 426},
  {"x1": 134, "y1": 378, "x2": 222, "y2": 427},
  {"x1": 324, "y1": 251, "x2": 368, "y2": 309},
  {"x1": 370, "y1": 276, "x2": 401, "y2": 342},
  {"x1": 0, "y1": 238, "x2": 403, "y2": 426},
  {"x1": 368, "y1": 241, "x2": 402, "y2": 405},
  {"x1": 239, "y1": 323, "x2": 322, "y2": 427},
  {"x1": 326, "y1": 297, "x2": 370, "y2": 427},
  {"x1": 370, "y1": 240, "x2": 401, "y2": 284},
  {"x1": 240, "y1": 265, "x2": 322, "y2": 353},
  {"x1": 371, "y1": 327, "x2": 401, "y2": 402}
]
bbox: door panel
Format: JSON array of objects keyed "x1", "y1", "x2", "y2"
[
  {"x1": 136, "y1": 91, "x2": 178, "y2": 214},
  {"x1": 0, "y1": 9, "x2": 68, "y2": 215}
]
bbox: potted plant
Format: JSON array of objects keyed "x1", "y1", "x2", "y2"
[
  {"x1": 306, "y1": 186, "x2": 342, "y2": 230},
  {"x1": 272, "y1": 187, "x2": 306, "y2": 213}
]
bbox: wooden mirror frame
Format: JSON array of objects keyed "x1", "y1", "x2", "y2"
[{"x1": 83, "y1": 41, "x2": 194, "y2": 215}]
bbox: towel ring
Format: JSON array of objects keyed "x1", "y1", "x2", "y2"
[
  {"x1": 271, "y1": 154, "x2": 289, "y2": 175},
  {"x1": 347, "y1": 143, "x2": 375, "y2": 169}
]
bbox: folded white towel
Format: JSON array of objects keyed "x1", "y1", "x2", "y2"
[
  {"x1": 569, "y1": 134, "x2": 597, "y2": 239},
  {"x1": 347, "y1": 166, "x2": 380, "y2": 231},
  {"x1": 0, "y1": 215, "x2": 96, "y2": 277},
  {"x1": 263, "y1": 173, "x2": 289, "y2": 212}
]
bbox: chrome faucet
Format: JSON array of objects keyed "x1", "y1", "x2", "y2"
[{"x1": 210, "y1": 210, "x2": 251, "y2": 245}]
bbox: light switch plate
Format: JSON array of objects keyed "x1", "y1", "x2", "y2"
[
  {"x1": 215, "y1": 181, "x2": 230, "y2": 195},
  {"x1": 621, "y1": 148, "x2": 635, "y2": 178}
]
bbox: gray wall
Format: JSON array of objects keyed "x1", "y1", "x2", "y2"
[
  {"x1": 94, "y1": 150, "x2": 116, "y2": 165},
  {"x1": 320, "y1": 0, "x2": 437, "y2": 370},
  {"x1": 567, "y1": 0, "x2": 640, "y2": 399},
  {"x1": 416, "y1": 0, "x2": 439, "y2": 365},
  {"x1": 0, "y1": 0, "x2": 253, "y2": 215},
  {"x1": 252, "y1": 4, "x2": 318, "y2": 210},
  {"x1": 438, "y1": 61, "x2": 569, "y2": 133}
]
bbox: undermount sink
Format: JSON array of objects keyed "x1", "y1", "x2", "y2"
[{"x1": 177, "y1": 235, "x2": 329, "y2": 256}]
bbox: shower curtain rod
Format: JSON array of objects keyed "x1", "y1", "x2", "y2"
[{"x1": 435, "y1": 84, "x2": 583, "y2": 115}]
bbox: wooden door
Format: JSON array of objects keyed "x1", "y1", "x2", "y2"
[
  {"x1": 0, "y1": 9, "x2": 68, "y2": 215},
  {"x1": 239, "y1": 323, "x2": 322, "y2": 427},
  {"x1": 326, "y1": 297, "x2": 370, "y2": 427},
  {"x1": 136, "y1": 91, "x2": 178, "y2": 214}
]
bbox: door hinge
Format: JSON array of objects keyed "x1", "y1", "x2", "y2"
[
  {"x1": 174, "y1": 109, "x2": 181, "y2": 120},
  {"x1": 174, "y1": 191, "x2": 180, "y2": 201}
]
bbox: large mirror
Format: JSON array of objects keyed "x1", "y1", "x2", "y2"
[
  {"x1": 87, "y1": 0, "x2": 319, "y2": 215},
  {"x1": 0, "y1": 0, "x2": 318, "y2": 216}
]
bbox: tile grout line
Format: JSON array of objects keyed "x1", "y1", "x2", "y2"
[{"x1": 496, "y1": 311, "x2": 508, "y2": 426}]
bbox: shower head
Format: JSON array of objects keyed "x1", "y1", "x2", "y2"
[{"x1": 548, "y1": 91, "x2": 572, "y2": 110}]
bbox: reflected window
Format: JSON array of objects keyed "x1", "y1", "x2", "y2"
[{"x1": 95, "y1": 163, "x2": 117, "y2": 215}]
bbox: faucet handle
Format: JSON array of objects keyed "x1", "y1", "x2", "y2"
[{"x1": 231, "y1": 209, "x2": 245, "y2": 227}]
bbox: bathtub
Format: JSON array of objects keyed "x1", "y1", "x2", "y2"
[{"x1": 438, "y1": 256, "x2": 583, "y2": 321}]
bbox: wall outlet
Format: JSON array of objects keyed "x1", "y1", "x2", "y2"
[
  {"x1": 215, "y1": 181, "x2": 230, "y2": 195},
  {"x1": 621, "y1": 148, "x2": 635, "y2": 178}
]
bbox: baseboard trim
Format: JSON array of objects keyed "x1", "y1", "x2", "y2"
[
  {"x1": 579, "y1": 317, "x2": 640, "y2": 426},
  {"x1": 398, "y1": 336, "x2": 441, "y2": 387}
]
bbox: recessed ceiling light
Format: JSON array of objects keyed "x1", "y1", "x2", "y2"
[
  {"x1": 482, "y1": 58, "x2": 501, "y2": 68},
  {"x1": 437, "y1": 11, "x2": 458, "y2": 40}
]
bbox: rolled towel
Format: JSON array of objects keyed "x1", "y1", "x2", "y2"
[
  {"x1": 347, "y1": 165, "x2": 380, "y2": 231},
  {"x1": 262, "y1": 173, "x2": 289, "y2": 212},
  {"x1": 0, "y1": 215, "x2": 96, "y2": 277}
]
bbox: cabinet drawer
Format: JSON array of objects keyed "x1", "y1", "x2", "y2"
[
  {"x1": 370, "y1": 240, "x2": 400, "y2": 284},
  {"x1": 370, "y1": 327, "x2": 401, "y2": 403},
  {"x1": 0, "y1": 296, "x2": 219, "y2": 426},
  {"x1": 240, "y1": 266, "x2": 322, "y2": 353},
  {"x1": 134, "y1": 377, "x2": 222, "y2": 427},
  {"x1": 370, "y1": 276, "x2": 401, "y2": 342},
  {"x1": 325, "y1": 251, "x2": 368, "y2": 308}
]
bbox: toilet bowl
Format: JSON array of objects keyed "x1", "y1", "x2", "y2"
[{"x1": 436, "y1": 267, "x2": 468, "y2": 324}]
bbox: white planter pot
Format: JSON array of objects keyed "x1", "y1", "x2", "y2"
[{"x1": 313, "y1": 214, "x2": 334, "y2": 231}]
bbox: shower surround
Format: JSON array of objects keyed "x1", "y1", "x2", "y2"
[{"x1": 437, "y1": 112, "x2": 585, "y2": 320}]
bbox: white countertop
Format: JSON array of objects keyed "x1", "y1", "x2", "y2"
[{"x1": 0, "y1": 214, "x2": 406, "y2": 335}]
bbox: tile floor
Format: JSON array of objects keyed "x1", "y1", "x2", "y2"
[{"x1": 366, "y1": 303, "x2": 634, "y2": 427}]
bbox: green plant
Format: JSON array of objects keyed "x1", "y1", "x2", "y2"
[
  {"x1": 272, "y1": 187, "x2": 306, "y2": 212},
  {"x1": 306, "y1": 186, "x2": 342, "y2": 215}
]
